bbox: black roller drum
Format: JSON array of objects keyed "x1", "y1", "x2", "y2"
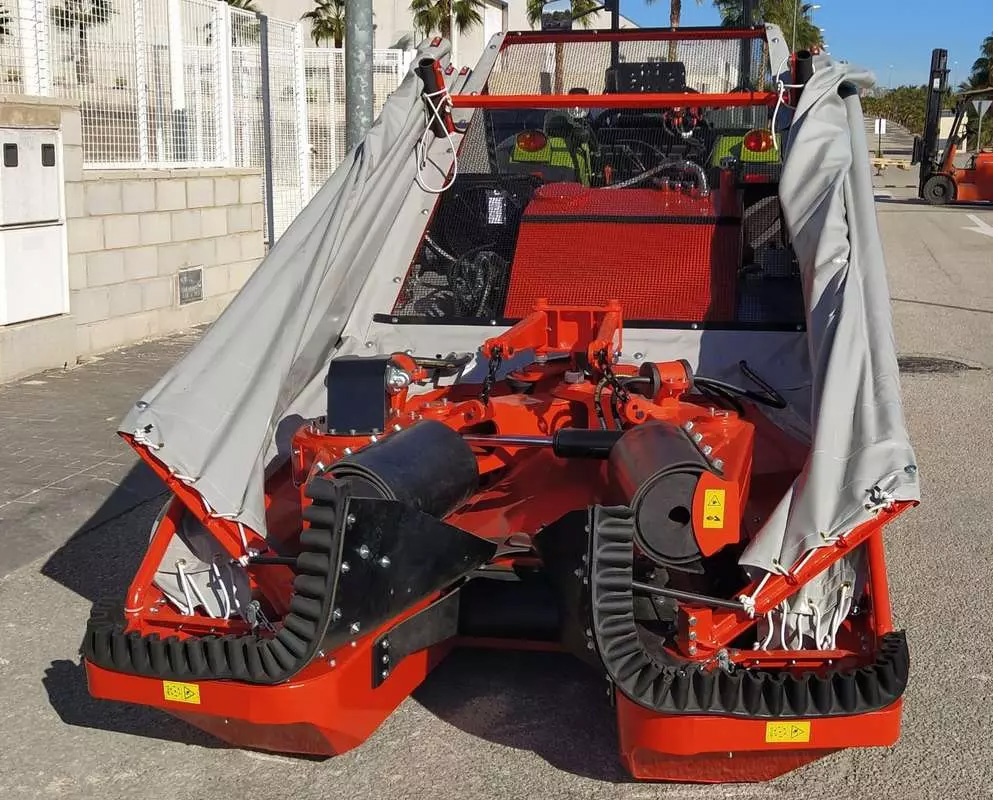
[
  {"x1": 328, "y1": 419, "x2": 479, "y2": 519},
  {"x1": 607, "y1": 421, "x2": 712, "y2": 568}
]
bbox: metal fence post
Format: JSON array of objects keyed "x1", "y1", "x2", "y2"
[
  {"x1": 17, "y1": 0, "x2": 49, "y2": 96},
  {"x1": 293, "y1": 22, "x2": 310, "y2": 205},
  {"x1": 215, "y1": 0, "x2": 234, "y2": 165},
  {"x1": 345, "y1": 0, "x2": 373, "y2": 150},
  {"x1": 167, "y1": 0, "x2": 188, "y2": 161},
  {"x1": 133, "y1": 0, "x2": 150, "y2": 163},
  {"x1": 327, "y1": 48, "x2": 338, "y2": 169},
  {"x1": 258, "y1": 14, "x2": 275, "y2": 247}
]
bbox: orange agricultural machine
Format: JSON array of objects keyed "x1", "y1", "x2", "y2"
[{"x1": 81, "y1": 22, "x2": 919, "y2": 784}]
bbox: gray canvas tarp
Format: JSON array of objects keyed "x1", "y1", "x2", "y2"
[{"x1": 120, "y1": 35, "x2": 919, "y2": 645}]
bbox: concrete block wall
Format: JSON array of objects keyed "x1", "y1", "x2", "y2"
[
  {"x1": 68, "y1": 168, "x2": 266, "y2": 356},
  {"x1": 0, "y1": 94, "x2": 268, "y2": 383}
]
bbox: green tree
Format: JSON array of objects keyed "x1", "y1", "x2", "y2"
[
  {"x1": 526, "y1": 1, "x2": 601, "y2": 92},
  {"x1": 959, "y1": 35, "x2": 993, "y2": 150},
  {"x1": 962, "y1": 34, "x2": 993, "y2": 90},
  {"x1": 715, "y1": 0, "x2": 823, "y2": 52},
  {"x1": 410, "y1": 0, "x2": 486, "y2": 42},
  {"x1": 50, "y1": 1, "x2": 113, "y2": 85},
  {"x1": 224, "y1": 0, "x2": 259, "y2": 9},
  {"x1": 302, "y1": 0, "x2": 345, "y2": 47}
]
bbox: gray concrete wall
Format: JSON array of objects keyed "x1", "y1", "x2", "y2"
[
  {"x1": 0, "y1": 96, "x2": 266, "y2": 383},
  {"x1": 68, "y1": 168, "x2": 265, "y2": 356}
]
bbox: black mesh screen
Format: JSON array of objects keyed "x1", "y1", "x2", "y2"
[
  {"x1": 386, "y1": 31, "x2": 805, "y2": 330},
  {"x1": 487, "y1": 35, "x2": 771, "y2": 96}
]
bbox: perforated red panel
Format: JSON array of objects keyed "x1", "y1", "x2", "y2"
[{"x1": 503, "y1": 186, "x2": 741, "y2": 322}]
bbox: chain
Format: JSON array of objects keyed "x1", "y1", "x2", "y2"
[
  {"x1": 480, "y1": 346, "x2": 503, "y2": 405},
  {"x1": 593, "y1": 347, "x2": 630, "y2": 429},
  {"x1": 596, "y1": 348, "x2": 629, "y2": 406}
]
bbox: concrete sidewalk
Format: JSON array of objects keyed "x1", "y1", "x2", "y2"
[{"x1": 0, "y1": 328, "x2": 202, "y2": 578}]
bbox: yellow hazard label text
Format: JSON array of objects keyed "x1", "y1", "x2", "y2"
[
  {"x1": 163, "y1": 680, "x2": 201, "y2": 705},
  {"x1": 765, "y1": 721, "x2": 811, "y2": 743},
  {"x1": 702, "y1": 489, "x2": 726, "y2": 529}
]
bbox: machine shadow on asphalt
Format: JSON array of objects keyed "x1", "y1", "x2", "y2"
[{"x1": 38, "y1": 472, "x2": 223, "y2": 750}]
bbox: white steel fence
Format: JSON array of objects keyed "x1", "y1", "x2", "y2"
[{"x1": 0, "y1": 0, "x2": 414, "y2": 242}]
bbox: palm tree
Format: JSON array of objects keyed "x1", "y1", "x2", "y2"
[
  {"x1": 525, "y1": 1, "x2": 600, "y2": 93},
  {"x1": 959, "y1": 35, "x2": 993, "y2": 150},
  {"x1": 963, "y1": 34, "x2": 993, "y2": 90},
  {"x1": 224, "y1": 0, "x2": 259, "y2": 9},
  {"x1": 410, "y1": 0, "x2": 486, "y2": 43},
  {"x1": 302, "y1": 0, "x2": 346, "y2": 47},
  {"x1": 49, "y1": 1, "x2": 113, "y2": 85},
  {"x1": 714, "y1": 0, "x2": 822, "y2": 51}
]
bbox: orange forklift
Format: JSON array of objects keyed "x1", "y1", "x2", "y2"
[{"x1": 912, "y1": 47, "x2": 992, "y2": 205}]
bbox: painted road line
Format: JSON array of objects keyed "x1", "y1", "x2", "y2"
[{"x1": 963, "y1": 213, "x2": 994, "y2": 238}]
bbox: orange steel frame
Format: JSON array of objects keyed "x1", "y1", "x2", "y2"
[
  {"x1": 86, "y1": 23, "x2": 913, "y2": 768},
  {"x1": 98, "y1": 304, "x2": 910, "y2": 727}
]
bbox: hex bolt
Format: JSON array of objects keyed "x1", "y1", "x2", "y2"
[
  {"x1": 586, "y1": 641, "x2": 595, "y2": 650},
  {"x1": 689, "y1": 631, "x2": 697, "y2": 641},
  {"x1": 346, "y1": 513, "x2": 356, "y2": 527},
  {"x1": 340, "y1": 562, "x2": 351, "y2": 573},
  {"x1": 328, "y1": 658, "x2": 337, "y2": 667},
  {"x1": 358, "y1": 544, "x2": 371, "y2": 559},
  {"x1": 692, "y1": 432, "x2": 703, "y2": 443},
  {"x1": 689, "y1": 645, "x2": 698, "y2": 655},
  {"x1": 702, "y1": 445, "x2": 713, "y2": 456},
  {"x1": 332, "y1": 608, "x2": 342, "y2": 621},
  {"x1": 712, "y1": 459, "x2": 724, "y2": 470},
  {"x1": 688, "y1": 616, "x2": 697, "y2": 626},
  {"x1": 378, "y1": 556, "x2": 391, "y2": 568},
  {"x1": 905, "y1": 464, "x2": 917, "y2": 474},
  {"x1": 683, "y1": 421, "x2": 694, "y2": 432},
  {"x1": 381, "y1": 639, "x2": 390, "y2": 649},
  {"x1": 382, "y1": 654, "x2": 390, "y2": 664},
  {"x1": 350, "y1": 622, "x2": 361, "y2": 634},
  {"x1": 382, "y1": 669, "x2": 390, "y2": 679}
]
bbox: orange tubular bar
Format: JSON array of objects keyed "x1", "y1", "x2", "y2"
[
  {"x1": 120, "y1": 432, "x2": 268, "y2": 561},
  {"x1": 500, "y1": 27, "x2": 765, "y2": 45},
  {"x1": 696, "y1": 501, "x2": 914, "y2": 652},
  {"x1": 450, "y1": 92, "x2": 778, "y2": 110}
]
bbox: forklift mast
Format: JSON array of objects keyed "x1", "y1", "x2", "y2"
[{"x1": 914, "y1": 48, "x2": 950, "y2": 190}]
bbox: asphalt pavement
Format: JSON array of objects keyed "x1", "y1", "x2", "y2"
[{"x1": 0, "y1": 170, "x2": 991, "y2": 800}]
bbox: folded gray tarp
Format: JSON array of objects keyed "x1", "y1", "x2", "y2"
[{"x1": 121, "y1": 35, "x2": 919, "y2": 647}]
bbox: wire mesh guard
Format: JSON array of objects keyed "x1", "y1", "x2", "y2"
[
  {"x1": 486, "y1": 34, "x2": 772, "y2": 96},
  {"x1": 394, "y1": 89, "x2": 803, "y2": 329},
  {"x1": 0, "y1": 0, "x2": 412, "y2": 244}
]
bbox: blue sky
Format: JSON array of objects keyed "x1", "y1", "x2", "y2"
[{"x1": 619, "y1": 0, "x2": 994, "y2": 88}]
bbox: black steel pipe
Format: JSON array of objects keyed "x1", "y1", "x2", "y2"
[
  {"x1": 631, "y1": 580, "x2": 745, "y2": 611},
  {"x1": 462, "y1": 429, "x2": 625, "y2": 459}
]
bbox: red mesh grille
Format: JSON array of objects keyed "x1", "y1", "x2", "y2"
[{"x1": 503, "y1": 186, "x2": 740, "y2": 321}]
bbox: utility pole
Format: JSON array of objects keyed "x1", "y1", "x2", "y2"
[{"x1": 345, "y1": 0, "x2": 374, "y2": 150}]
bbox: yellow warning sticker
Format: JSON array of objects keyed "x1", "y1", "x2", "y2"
[
  {"x1": 163, "y1": 680, "x2": 201, "y2": 705},
  {"x1": 765, "y1": 721, "x2": 811, "y2": 743},
  {"x1": 702, "y1": 489, "x2": 726, "y2": 529}
]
